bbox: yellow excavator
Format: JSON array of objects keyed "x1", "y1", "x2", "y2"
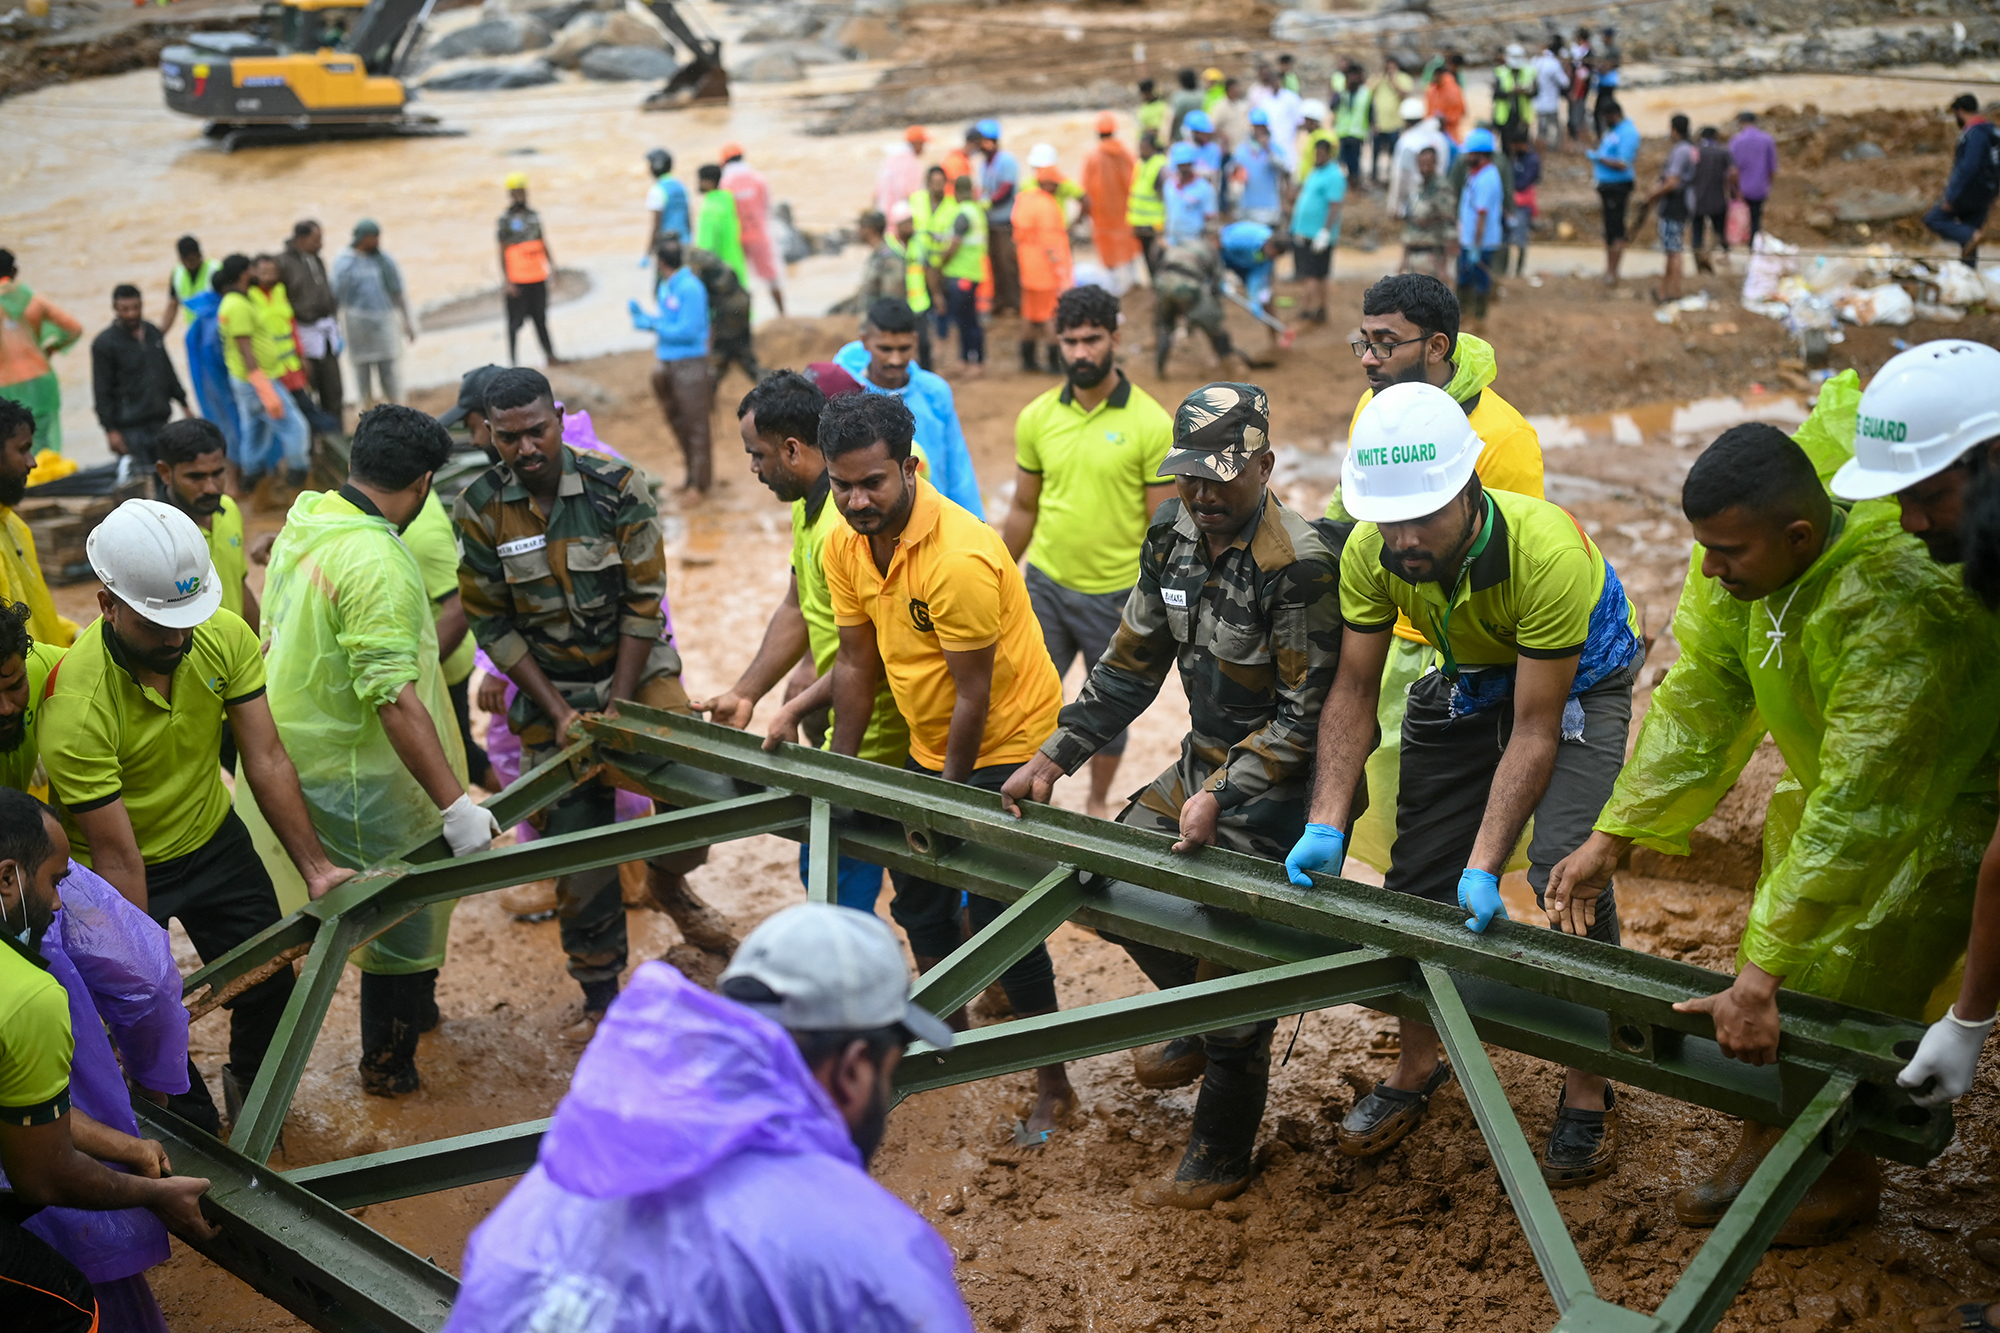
[{"x1": 161, "y1": 0, "x2": 726, "y2": 149}]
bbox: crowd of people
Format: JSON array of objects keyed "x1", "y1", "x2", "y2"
[{"x1": 7, "y1": 62, "x2": 2000, "y2": 1333}]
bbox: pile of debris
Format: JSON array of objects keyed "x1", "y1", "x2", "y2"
[
  {"x1": 728, "y1": 0, "x2": 904, "y2": 82},
  {"x1": 1740, "y1": 234, "x2": 2000, "y2": 339}
]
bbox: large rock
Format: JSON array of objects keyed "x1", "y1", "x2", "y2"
[
  {"x1": 428, "y1": 14, "x2": 551, "y2": 59},
  {"x1": 1830, "y1": 188, "x2": 1924, "y2": 224},
  {"x1": 736, "y1": 46, "x2": 804, "y2": 82},
  {"x1": 578, "y1": 44, "x2": 677, "y2": 80},
  {"x1": 545, "y1": 7, "x2": 666, "y2": 67},
  {"x1": 832, "y1": 14, "x2": 900, "y2": 58},
  {"x1": 422, "y1": 58, "x2": 558, "y2": 90},
  {"x1": 740, "y1": 5, "x2": 822, "y2": 42}
]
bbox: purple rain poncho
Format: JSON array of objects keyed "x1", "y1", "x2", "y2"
[{"x1": 447, "y1": 961, "x2": 972, "y2": 1333}]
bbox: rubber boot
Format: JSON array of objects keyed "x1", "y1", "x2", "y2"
[
  {"x1": 1137, "y1": 1026, "x2": 1273, "y2": 1210},
  {"x1": 358, "y1": 971, "x2": 428, "y2": 1097},
  {"x1": 1674, "y1": 1120, "x2": 1782, "y2": 1225},
  {"x1": 1133, "y1": 1034, "x2": 1208, "y2": 1089},
  {"x1": 1772, "y1": 1146, "x2": 1880, "y2": 1245},
  {"x1": 1020, "y1": 339, "x2": 1040, "y2": 374},
  {"x1": 646, "y1": 865, "x2": 737, "y2": 958}
]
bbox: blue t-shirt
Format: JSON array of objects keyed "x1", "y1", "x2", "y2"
[
  {"x1": 1191, "y1": 139, "x2": 1224, "y2": 177},
  {"x1": 1289, "y1": 162, "x2": 1348, "y2": 239},
  {"x1": 1164, "y1": 177, "x2": 1219, "y2": 245},
  {"x1": 646, "y1": 177, "x2": 691, "y2": 241},
  {"x1": 1219, "y1": 220, "x2": 1275, "y2": 309},
  {"x1": 1590, "y1": 119, "x2": 1640, "y2": 185},
  {"x1": 982, "y1": 150, "x2": 1021, "y2": 222},
  {"x1": 1458, "y1": 162, "x2": 1504, "y2": 249},
  {"x1": 1230, "y1": 141, "x2": 1284, "y2": 216}
]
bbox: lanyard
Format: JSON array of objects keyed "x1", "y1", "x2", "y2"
[{"x1": 1425, "y1": 492, "x2": 1496, "y2": 681}]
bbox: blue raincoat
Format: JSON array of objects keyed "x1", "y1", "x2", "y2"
[
  {"x1": 832, "y1": 339, "x2": 985, "y2": 518},
  {"x1": 180, "y1": 287, "x2": 244, "y2": 457},
  {"x1": 447, "y1": 962, "x2": 973, "y2": 1333}
]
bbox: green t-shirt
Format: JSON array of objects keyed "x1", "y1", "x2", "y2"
[
  {"x1": 208, "y1": 496, "x2": 248, "y2": 624},
  {"x1": 1340, "y1": 487, "x2": 1637, "y2": 669},
  {"x1": 402, "y1": 491, "x2": 477, "y2": 686},
  {"x1": 791, "y1": 478, "x2": 909, "y2": 767},
  {"x1": 42, "y1": 611, "x2": 267, "y2": 865},
  {"x1": 0, "y1": 641, "x2": 64, "y2": 798},
  {"x1": 0, "y1": 939, "x2": 71, "y2": 1125},
  {"x1": 938, "y1": 200, "x2": 988, "y2": 283},
  {"x1": 1016, "y1": 373, "x2": 1174, "y2": 595}
]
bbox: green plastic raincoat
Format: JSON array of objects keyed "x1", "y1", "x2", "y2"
[
  {"x1": 1595, "y1": 375, "x2": 2000, "y2": 1019},
  {"x1": 236, "y1": 490, "x2": 465, "y2": 974}
]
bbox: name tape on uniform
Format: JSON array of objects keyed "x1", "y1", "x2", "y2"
[
  {"x1": 1162, "y1": 587, "x2": 1189, "y2": 607},
  {"x1": 497, "y1": 534, "x2": 549, "y2": 558}
]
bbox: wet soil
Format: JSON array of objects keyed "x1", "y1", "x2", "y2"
[{"x1": 43, "y1": 286, "x2": 1990, "y2": 1330}]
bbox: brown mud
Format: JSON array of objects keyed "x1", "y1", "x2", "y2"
[{"x1": 43, "y1": 164, "x2": 2000, "y2": 1333}]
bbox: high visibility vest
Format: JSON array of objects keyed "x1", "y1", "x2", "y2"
[
  {"x1": 1334, "y1": 82, "x2": 1371, "y2": 139},
  {"x1": 935, "y1": 199, "x2": 987, "y2": 282},
  {"x1": 896, "y1": 235, "x2": 931, "y2": 313},
  {"x1": 1493, "y1": 66, "x2": 1531, "y2": 125},
  {"x1": 171, "y1": 259, "x2": 218, "y2": 303},
  {"x1": 1127, "y1": 154, "x2": 1167, "y2": 230}
]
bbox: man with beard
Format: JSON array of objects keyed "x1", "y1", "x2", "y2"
[
  {"x1": 1326, "y1": 274, "x2": 1543, "y2": 877},
  {"x1": 0, "y1": 402, "x2": 76, "y2": 646},
  {"x1": 0, "y1": 788, "x2": 220, "y2": 1333},
  {"x1": 1550, "y1": 346, "x2": 2000, "y2": 1245},
  {"x1": 1286, "y1": 382, "x2": 1643, "y2": 1187},
  {"x1": 770, "y1": 392, "x2": 1074, "y2": 1140},
  {"x1": 445, "y1": 904, "x2": 972, "y2": 1333},
  {"x1": 91, "y1": 284, "x2": 187, "y2": 475},
  {"x1": 40, "y1": 499, "x2": 353, "y2": 1131},
  {"x1": 0, "y1": 601, "x2": 62, "y2": 798},
  {"x1": 454, "y1": 369, "x2": 728, "y2": 1039},
  {"x1": 695, "y1": 367, "x2": 905, "y2": 913},
  {"x1": 1001, "y1": 383, "x2": 1344, "y2": 1208},
  {"x1": 154, "y1": 419, "x2": 255, "y2": 634},
  {"x1": 1001, "y1": 287, "x2": 1174, "y2": 818},
  {"x1": 831, "y1": 299, "x2": 983, "y2": 517}
]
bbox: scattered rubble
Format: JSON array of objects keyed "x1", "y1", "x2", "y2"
[{"x1": 578, "y1": 43, "x2": 675, "y2": 79}]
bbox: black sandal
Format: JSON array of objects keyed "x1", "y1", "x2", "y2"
[
  {"x1": 1542, "y1": 1083, "x2": 1618, "y2": 1186},
  {"x1": 1336, "y1": 1061, "x2": 1453, "y2": 1158}
]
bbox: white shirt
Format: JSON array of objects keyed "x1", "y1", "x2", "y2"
[
  {"x1": 1261, "y1": 88, "x2": 1303, "y2": 169},
  {"x1": 1533, "y1": 52, "x2": 1566, "y2": 113}
]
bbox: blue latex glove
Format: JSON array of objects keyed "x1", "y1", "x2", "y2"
[
  {"x1": 627, "y1": 298, "x2": 644, "y2": 316},
  {"x1": 1285, "y1": 823, "x2": 1346, "y2": 888},
  {"x1": 1458, "y1": 867, "x2": 1507, "y2": 933}
]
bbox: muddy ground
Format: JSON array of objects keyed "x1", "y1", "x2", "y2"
[{"x1": 29, "y1": 253, "x2": 1986, "y2": 1333}]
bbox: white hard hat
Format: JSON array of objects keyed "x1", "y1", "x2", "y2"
[
  {"x1": 1399, "y1": 95, "x2": 1426, "y2": 121},
  {"x1": 1505, "y1": 43, "x2": 1527, "y2": 62},
  {"x1": 1299, "y1": 98, "x2": 1330, "y2": 123},
  {"x1": 1830, "y1": 339, "x2": 2000, "y2": 500},
  {"x1": 1341, "y1": 382, "x2": 1481, "y2": 523},
  {"x1": 1026, "y1": 143, "x2": 1059, "y2": 169},
  {"x1": 87, "y1": 498, "x2": 222, "y2": 630}
]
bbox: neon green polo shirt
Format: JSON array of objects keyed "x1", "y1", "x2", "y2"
[
  {"x1": 0, "y1": 939, "x2": 71, "y2": 1126},
  {"x1": 0, "y1": 641, "x2": 64, "y2": 798},
  {"x1": 1016, "y1": 372, "x2": 1174, "y2": 595},
  {"x1": 41, "y1": 611, "x2": 266, "y2": 865},
  {"x1": 402, "y1": 491, "x2": 477, "y2": 687},
  {"x1": 208, "y1": 496, "x2": 248, "y2": 624},
  {"x1": 792, "y1": 476, "x2": 909, "y2": 767},
  {"x1": 1340, "y1": 487, "x2": 1636, "y2": 668}
]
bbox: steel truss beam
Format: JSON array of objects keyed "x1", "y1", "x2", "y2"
[{"x1": 163, "y1": 710, "x2": 1944, "y2": 1333}]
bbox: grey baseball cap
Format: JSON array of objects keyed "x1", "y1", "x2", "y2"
[{"x1": 719, "y1": 904, "x2": 955, "y2": 1049}]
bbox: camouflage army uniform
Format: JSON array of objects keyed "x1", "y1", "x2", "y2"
[
  {"x1": 687, "y1": 246, "x2": 762, "y2": 385},
  {"x1": 454, "y1": 443, "x2": 688, "y2": 993},
  {"x1": 1150, "y1": 240, "x2": 1235, "y2": 375}
]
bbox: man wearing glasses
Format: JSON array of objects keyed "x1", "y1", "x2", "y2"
[{"x1": 1325, "y1": 273, "x2": 1544, "y2": 877}]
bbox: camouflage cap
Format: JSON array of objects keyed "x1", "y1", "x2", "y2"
[{"x1": 1161, "y1": 382, "x2": 1272, "y2": 482}]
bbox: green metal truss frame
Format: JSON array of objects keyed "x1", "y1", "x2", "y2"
[{"x1": 153, "y1": 707, "x2": 1944, "y2": 1333}]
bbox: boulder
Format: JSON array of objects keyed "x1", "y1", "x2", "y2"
[
  {"x1": 422, "y1": 58, "x2": 558, "y2": 90},
  {"x1": 736, "y1": 46, "x2": 804, "y2": 82},
  {"x1": 764, "y1": 38, "x2": 848, "y2": 65},
  {"x1": 427, "y1": 15, "x2": 551, "y2": 59},
  {"x1": 544, "y1": 11, "x2": 607, "y2": 67},
  {"x1": 740, "y1": 5, "x2": 822, "y2": 42},
  {"x1": 1830, "y1": 188, "x2": 1923, "y2": 224},
  {"x1": 832, "y1": 14, "x2": 900, "y2": 58},
  {"x1": 1840, "y1": 141, "x2": 1886, "y2": 162},
  {"x1": 578, "y1": 43, "x2": 676, "y2": 80}
]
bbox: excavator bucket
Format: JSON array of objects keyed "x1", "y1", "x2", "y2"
[{"x1": 643, "y1": 61, "x2": 729, "y2": 110}]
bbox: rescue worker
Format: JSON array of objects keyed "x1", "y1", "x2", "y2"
[
  {"x1": 0, "y1": 599, "x2": 63, "y2": 798},
  {"x1": 769, "y1": 391, "x2": 1074, "y2": 1139},
  {"x1": 888, "y1": 201, "x2": 935, "y2": 372},
  {"x1": 1081, "y1": 113, "x2": 1143, "y2": 284},
  {"x1": 1013, "y1": 149, "x2": 1074, "y2": 376},
  {"x1": 41, "y1": 499, "x2": 355, "y2": 1130},
  {"x1": 1287, "y1": 382, "x2": 1643, "y2": 1186},
  {"x1": 446, "y1": 905, "x2": 972, "y2": 1333},
  {"x1": 153, "y1": 419, "x2": 255, "y2": 635},
  {"x1": 629, "y1": 234, "x2": 714, "y2": 495},
  {"x1": 1002, "y1": 383, "x2": 1343, "y2": 1207},
  {"x1": 0, "y1": 788, "x2": 219, "y2": 1333},
  {"x1": 831, "y1": 299, "x2": 984, "y2": 516},
  {"x1": 1162, "y1": 143, "x2": 1218, "y2": 246},
  {"x1": 404, "y1": 377, "x2": 493, "y2": 788},
  {"x1": 978, "y1": 120, "x2": 1023, "y2": 318},
  {"x1": 1552, "y1": 345, "x2": 2000, "y2": 1242},
  {"x1": 695, "y1": 164, "x2": 749, "y2": 292},
  {"x1": 245, "y1": 404, "x2": 499, "y2": 1097},
  {"x1": 930, "y1": 174, "x2": 989, "y2": 373},
  {"x1": 1151, "y1": 236, "x2": 1258, "y2": 378},
  {"x1": 453, "y1": 369, "x2": 728, "y2": 1040},
  {"x1": 1001, "y1": 287, "x2": 1176, "y2": 819},
  {"x1": 696, "y1": 366, "x2": 900, "y2": 915},
  {"x1": 498, "y1": 173, "x2": 560, "y2": 368},
  {"x1": 0, "y1": 401, "x2": 78, "y2": 646},
  {"x1": 1326, "y1": 274, "x2": 1543, "y2": 875},
  {"x1": 643, "y1": 147, "x2": 691, "y2": 252},
  {"x1": 1493, "y1": 44, "x2": 1535, "y2": 146},
  {"x1": 721, "y1": 143, "x2": 787, "y2": 317},
  {"x1": 1126, "y1": 132, "x2": 1169, "y2": 279}
]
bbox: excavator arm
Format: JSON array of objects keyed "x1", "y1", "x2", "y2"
[
  {"x1": 345, "y1": 0, "x2": 435, "y2": 74},
  {"x1": 642, "y1": 0, "x2": 729, "y2": 109}
]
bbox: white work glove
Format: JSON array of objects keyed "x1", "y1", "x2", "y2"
[
  {"x1": 1896, "y1": 1006, "x2": 1998, "y2": 1106},
  {"x1": 441, "y1": 793, "x2": 501, "y2": 858},
  {"x1": 1313, "y1": 229, "x2": 1332, "y2": 251}
]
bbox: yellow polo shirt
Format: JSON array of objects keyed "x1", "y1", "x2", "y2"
[
  {"x1": 208, "y1": 496, "x2": 249, "y2": 624},
  {"x1": 824, "y1": 477, "x2": 1061, "y2": 771},
  {"x1": 41, "y1": 611, "x2": 266, "y2": 865},
  {"x1": 1016, "y1": 372, "x2": 1175, "y2": 595},
  {"x1": 402, "y1": 492, "x2": 478, "y2": 687},
  {"x1": 792, "y1": 477, "x2": 909, "y2": 767}
]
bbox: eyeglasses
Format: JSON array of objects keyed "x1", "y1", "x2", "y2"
[{"x1": 1350, "y1": 335, "x2": 1426, "y2": 360}]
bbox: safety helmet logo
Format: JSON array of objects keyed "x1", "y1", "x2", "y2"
[
  {"x1": 1856, "y1": 415, "x2": 1907, "y2": 443},
  {"x1": 176, "y1": 576, "x2": 202, "y2": 596}
]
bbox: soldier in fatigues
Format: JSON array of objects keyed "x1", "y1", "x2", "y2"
[
  {"x1": 454, "y1": 368, "x2": 733, "y2": 1039},
  {"x1": 1150, "y1": 240, "x2": 1260, "y2": 377},
  {"x1": 1003, "y1": 383, "x2": 1348, "y2": 1207}
]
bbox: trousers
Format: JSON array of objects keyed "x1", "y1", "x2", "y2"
[{"x1": 650, "y1": 355, "x2": 715, "y2": 492}]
